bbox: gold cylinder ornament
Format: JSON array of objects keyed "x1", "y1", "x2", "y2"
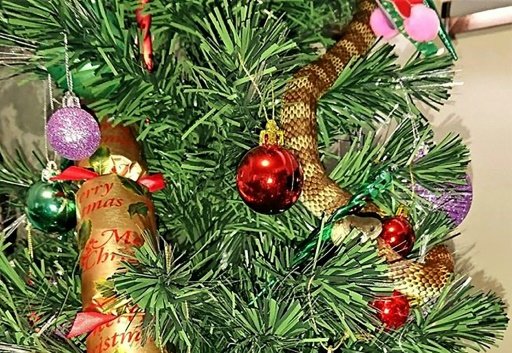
[
  {"x1": 77, "y1": 173, "x2": 156, "y2": 311},
  {"x1": 86, "y1": 314, "x2": 162, "y2": 353},
  {"x1": 74, "y1": 122, "x2": 165, "y2": 353},
  {"x1": 77, "y1": 120, "x2": 147, "y2": 180}
]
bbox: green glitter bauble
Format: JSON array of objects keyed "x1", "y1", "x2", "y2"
[{"x1": 25, "y1": 181, "x2": 77, "y2": 233}]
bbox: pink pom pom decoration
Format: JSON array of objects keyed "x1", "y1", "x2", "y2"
[
  {"x1": 370, "y1": 8, "x2": 399, "y2": 39},
  {"x1": 404, "y1": 4, "x2": 440, "y2": 42}
]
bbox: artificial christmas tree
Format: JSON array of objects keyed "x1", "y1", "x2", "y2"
[{"x1": 0, "y1": 1, "x2": 508, "y2": 353}]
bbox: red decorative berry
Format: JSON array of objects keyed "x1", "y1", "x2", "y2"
[
  {"x1": 28, "y1": 311, "x2": 41, "y2": 327},
  {"x1": 371, "y1": 291, "x2": 411, "y2": 329},
  {"x1": 379, "y1": 216, "x2": 415, "y2": 257},
  {"x1": 236, "y1": 145, "x2": 303, "y2": 214}
]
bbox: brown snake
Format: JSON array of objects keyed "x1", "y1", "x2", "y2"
[{"x1": 279, "y1": 0, "x2": 454, "y2": 304}]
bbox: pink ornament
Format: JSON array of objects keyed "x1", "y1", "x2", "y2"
[
  {"x1": 47, "y1": 93, "x2": 100, "y2": 161},
  {"x1": 47, "y1": 107, "x2": 100, "y2": 161},
  {"x1": 404, "y1": 5, "x2": 440, "y2": 42},
  {"x1": 370, "y1": 8, "x2": 399, "y2": 39}
]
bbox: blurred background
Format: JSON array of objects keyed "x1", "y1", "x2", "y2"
[
  {"x1": 432, "y1": 2, "x2": 512, "y2": 351},
  {"x1": 1, "y1": 1, "x2": 511, "y2": 352}
]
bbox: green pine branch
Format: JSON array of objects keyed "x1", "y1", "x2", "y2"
[
  {"x1": 0, "y1": 148, "x2": 40, "y2": 197},
  {"x1": 0, "y1": 242, "x2": 82, "y2": 353},
  {"x1": 344, "y1": 277, "x2": 508, "y2": 353},
  {"x1": 329, "y1": 117, "x2": 469, "y2": 215},
  {"x1": 316, "y1": 44, "x2": 454, "y2": 144},
  {"x1": 0, "y1": 0, "x2": 508, "y2": 352}
]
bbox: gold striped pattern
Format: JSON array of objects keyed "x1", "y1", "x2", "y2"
[{"x1": 279, "y1": 0, "x2": 454, "y2": 304}]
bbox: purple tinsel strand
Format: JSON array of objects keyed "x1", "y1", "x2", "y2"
[{"x1": 415, "y1": 176, "x2": 473, "y2": 226}]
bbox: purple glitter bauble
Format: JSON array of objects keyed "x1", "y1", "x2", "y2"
[
  {"x1": 415, "y1": 175, "x2": 473, "y2": 226},
  {"x1": 47, "y1": 107, "x2": 101, "y2": 161}
]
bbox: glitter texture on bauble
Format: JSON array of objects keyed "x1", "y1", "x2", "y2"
[
  {"x1": 415, "y1": 176, "x2": 473, "y2": 227},
  {"x1": 47, "y1": 107, "x2": 101, "y2": 161}
]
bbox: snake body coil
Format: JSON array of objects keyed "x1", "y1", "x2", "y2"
[{"x1": 279, "y1": 0, "x2": 454, "y2": 304}]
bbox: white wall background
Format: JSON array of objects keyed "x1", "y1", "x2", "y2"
[
  {"x1": 448, "y1": 1, "x2": 512, "y2": 16},
  {"x1": 430, "y1": 26, "x2": 512, "y2": 352}
]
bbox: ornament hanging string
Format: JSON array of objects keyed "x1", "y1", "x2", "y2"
[
  {"x1": 239, "y1": 53, "x2": 272, "y2": 122},
  {"x1": 323, "y1": 342, "x2": 343, "y2": 353},
  {"x1": 25, "y1": 222, "x2": 34, "y2": 265},
  {"x1": 61, "y1": 32, "x2": 80, "y2": 107},
  {"x1": 43, "y1": 73, "x2": 57, "y2": 166},
  {"x1": 63, "y1": 33, "x2": 73, "y2": 93}
]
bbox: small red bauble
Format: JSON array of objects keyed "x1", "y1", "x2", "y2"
[
  {"x1": 236, "y1": 145, "x2": 303, "y2": 214},
  {"x1": 379, "y1": 216, "x2": 415, "y2": 257},
  {"x1": 371, "y1": 290, "x2": 410, "y2": 329}
]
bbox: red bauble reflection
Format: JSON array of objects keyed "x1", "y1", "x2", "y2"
[
  {"x1": 236, "y1": 145, "x2": 303, "y2": 214},
  {"x1": 379, "y1": 216, "x2": 416, "y2": 257},
  {"x1": 371, "y1": 291, "x2": 410, "y2": 329}
]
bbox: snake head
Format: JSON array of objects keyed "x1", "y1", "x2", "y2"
[{"x1": 331, "y1": 214, "x2": 383, "y2": 246}]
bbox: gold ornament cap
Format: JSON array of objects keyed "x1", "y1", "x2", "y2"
[
  {"x1": 259, "y1": 120, "x2": 284, "y2": 146},
  {"x1": 396, "y1": 205, "x2": 409, "y2": 218}
]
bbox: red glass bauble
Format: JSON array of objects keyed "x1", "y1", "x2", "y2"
[
  {"x1": 236, "y1": 145, "x2": 303, "y2": 214},
  {"x1": 371, "y1": 290, "x2": 410, "y2": 329},
  {"x1": 379, "y1": 216, "x2": 415, "y2": 257}
]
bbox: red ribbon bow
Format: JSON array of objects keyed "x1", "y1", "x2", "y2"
[
  {"x1": 51, "y1": 166, "x2": 165, "y2": 193},
  {"x1": 67, "y1": 312, "x2": 117, "y2": 338}
]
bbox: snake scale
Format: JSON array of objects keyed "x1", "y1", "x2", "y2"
[{"x1": 279, "y1": 0, "x2": 454, "y2": 304}]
